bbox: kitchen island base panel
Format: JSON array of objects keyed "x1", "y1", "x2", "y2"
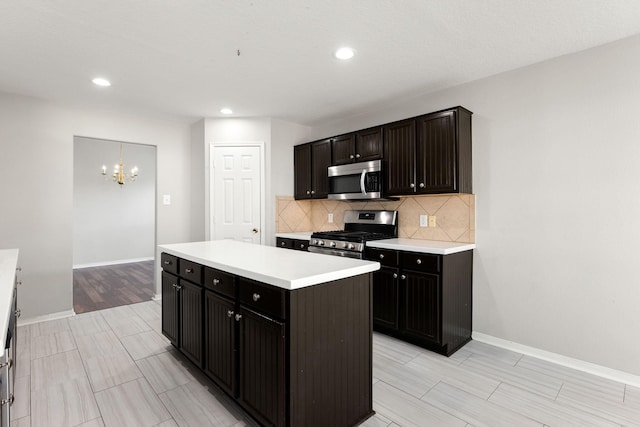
[{"x1": 289, "y1": 273, "x2": 374, "y2": 427}]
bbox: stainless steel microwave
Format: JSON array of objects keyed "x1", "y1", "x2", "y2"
[{"x1": 327, "y1": 160, "x2": 383, "y2": 200}]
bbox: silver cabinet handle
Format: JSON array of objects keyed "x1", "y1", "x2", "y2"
[
  {"x1": 393, "y1": 273, "x2": 398, "y2": 279},
  {"x1": 16, "y1": 281, "x2": 22, "y2": 286},
  {"x1": 15, "y1": 308, "x2": 21, "y2": 318},
  {"x1": 356, "y1": 153, "x2": 361, "y2": 158},
  {"x1": 401, "y1": 274, "x2": 406, "y2": 280},
  {"x1": 227, "y1": 310, "x2": 234, "y2": 318},
  {"x1": 311, "y1": 190, "x2": 315, "y2": 195},
  {"x1": 409, "y1": 183, "x2": 415, "y2": 189},
  {"x1": 379, "y1": 254, "x2": 384, "y2": 259},
  {"x1": 164, "y1": 260, "x2": 171, "y2": 265},
  {"x1": 306, "y1": 190, "x2": 311, "y2": 195},
  {"x1": 176, "y1": 285, "x2": 182, "y2": 291},
  {"x1": 213, "y1": 279, "x2": 220, "y2": 285},
  {"x1": 416, "y1": 259, "x2": 422, "y2": 265},
  {"x1": 281, "y1": 241, "x2": 286, "y2": 246},
  {"x1": 300, "y1": 243, "x2": 305, "y2": 249},
  {"x1": 419, "y1": 183, "x2": 425, "y2": 188},
  {"x1": 185, "y1": 268, "x2": 193, "y2": 274},
  {"x1": 235, "y1": 314, "x2": 242, "y2": 321},
  {"x1": 16, "y1": 266, "x2": 22, "y2": 272},
  {"x1": 350, "y1": 154, "x2": 355, "y2": 159},
  {"x1": 172, "y1": 283, "x2": 177, "y2": 289},
  {"x1": 252, "y1": 293, "x2": 261, "y2": 302}
]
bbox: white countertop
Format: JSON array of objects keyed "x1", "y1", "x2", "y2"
[
  {"x1": 275, "y1": 232, "x2": 313, "y2": 240},
  {"x1": 159, "y1": 240, "x2": 379, "y2": 290},
  {"x1": 367, "y1": 239, "x2": 476, "y2": 255},
  {"x1": 0, "y1": 248, "x2": 19, "y2": 358}
]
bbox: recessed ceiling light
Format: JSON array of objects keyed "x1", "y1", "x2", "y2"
[
  {"x1": 92, "y1": 77, "x2": 111, "y2": 87},
  {"x1": 220, "y1": 108, "x2": 233, "y2": 115},
  {"x1": 334, "y1": 47, "x2": 356, "y2": 60}
]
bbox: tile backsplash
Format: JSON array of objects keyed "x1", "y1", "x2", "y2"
[{"x1": 276, "y1": 194, "x2": 475, "y2": 243}]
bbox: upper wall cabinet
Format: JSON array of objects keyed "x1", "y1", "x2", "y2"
[
  {"x1": 294, "y1": 140, "x2": 331, "y2": 199},
  {"x1": 384, "y1": 107, "x2": 472, "y2": 196},
  {"x1": 331, "y1": 127, "x2": 383, "y2": 165}
]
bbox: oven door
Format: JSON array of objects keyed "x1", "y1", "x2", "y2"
[
  {"x1": 328, "y1": 160, "x2": 382, "y2": 200},
  {"x1": 308, "y1": 246, "x2": 363, "y2": 259}
]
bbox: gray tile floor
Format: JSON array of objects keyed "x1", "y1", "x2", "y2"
[{"x1": 11, "y1": 300, "x2": 640, "y2": 426}]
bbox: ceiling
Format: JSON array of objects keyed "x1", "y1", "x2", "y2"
[{"x1": 2, "y1": 1, "x2": 640, "y2": 127}]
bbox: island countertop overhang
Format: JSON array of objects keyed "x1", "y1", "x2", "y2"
[{"x1": 158, "y1": 240, "x2": 380, "y2": 290}]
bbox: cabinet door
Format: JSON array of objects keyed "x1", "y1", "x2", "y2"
[
  {"x1": 294, "y1": 144, "x2": 312, "y2": 199},
  {"x1": 311, "y1": 139, "x2": 331, "y2": 198},
  {"x1": 401, "y1": 270, "x2": 440, "y2": 343},
  {"x1": 384, "y1": 119, "x2": 416, "y2": 195},
  {"x1": 416, "y1": 110, "x2": 457, "y2": 193},
  {"x1": 161, "y1": 271, "x2": 179, "y2": 346},
  {"x1": 372, "y1": 266, "x2": 400, "y2": 331},
  {"x1": 355, "y1": 126, "x2": 383, "y2": 162},
  {"x1": 204, "y1": 291, "x2": 237, "y2": 396},
  {"x1": 330, "y1": 133, "x2": 356, "y2": 165},
  {"x1": 180, "y1": 280, "x2": 203, "y2": 367},
  {"x1": 238, "y1": 307, "x2": 286, "y2": 427}
]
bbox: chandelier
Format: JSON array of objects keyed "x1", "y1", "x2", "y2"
[{"x1": 101, "y1": 144, "x2": 139, "y2": 186}]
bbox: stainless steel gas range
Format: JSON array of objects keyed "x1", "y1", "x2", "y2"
[{"x1": 308, "y1": 210, "x2": 398, "y2": 259}]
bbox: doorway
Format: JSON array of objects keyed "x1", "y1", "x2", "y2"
[
  {"x1": 72, "y1": 137, "x2": 156, "y2": 313},
  {"x1": 209, "y1": 142, "x2": 265, "y2": 243}
]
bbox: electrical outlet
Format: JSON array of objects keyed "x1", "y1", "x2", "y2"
[
  {"x1": 428, "y1": 215, "x2": 437, "y2": 227},
  {"x1": 328, "y1": 213, "x2": 334, "y2": 223},
  {"x1": 419, "y1": 214, "x2": 428, "y2": 227}
]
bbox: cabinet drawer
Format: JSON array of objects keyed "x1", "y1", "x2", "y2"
[
  {"x1": 204, "y1": 267, "x2": 236, "y2": 298},
  {"x1": 179, "y1": 259, "x2": 203, "y2": 284},
  {"x1": 366, "y1": 248, "x2": 399, "y2": 266},
  {"x1": 293, "y1": 239, "x2": 309, "y2": 251},
  {"x1": 238, "y1": 278, "x2": 286, "y2": 320},
  {"x1": 161, "y1": 253, "x2": 178, "y2": 275},
  {"x1": 400, "y1": 252, "x2": 440, "y2": 273},
  {"x1": 276, "y1": 237, "x2": 293, "y2": 249}
]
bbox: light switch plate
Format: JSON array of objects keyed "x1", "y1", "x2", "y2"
[
  {"x1": 163, "y1": 194, "x2": 171, "y2": 205},
  {"x1": 419, "y1": 214, "x2": 428, "y2": 227},
  {"x1": 428, "y1": 215, "x2": 437, "y2": 227},
  {"x1": 328, "y1": 213, "x2": 334, "y2": 223}
]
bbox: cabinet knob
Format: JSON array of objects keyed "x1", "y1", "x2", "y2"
[
  {"x1": 379, "y1": 254, "x2": 384, "y2": 259},
  {"x1": 252, "y1": 293, "x2": 261, "y2": 302},
  {"x1": 416, "y1": 259, "x2": 422, "y2": 265},
  {"x1": 419, "y1": 183, "x2": 425, "y2": 188},
  {"x1": 350, "y1": 154, "x2": 355, "y2": 159},
  {"x1": 15, "y1": 308, "x2": 21, "y2": 318},
  {"x1": 401, "y1": 274, "x2": 406, "y2": 280},
  {"x1": 172, "y1": 283, "x2": 177, "y2": 289},
  {"x1": 16, "y1": 267, "x2": 22, "y2": 272},
  {"x1": 393, "y1": 273, "x2": 398, "y2": 279},
  {"x1": 299, "y1": 243, "x2": 305, "y2": 249},
  {"x1": 281, "y1": 241, "x2": 286, "y2": 247},
  {"x1": 213, "y1": 279, "x2": 220, "y2": 285},
  {"x1": 177, "y1": 285, "x2": 183, "y2": 291},
  {"x1": 306, "y1": 190, "x2": 311, "y2": 195},
  {"x1": 235, "y1": 313, "x2": 243, "y2": 322},
  {"x1": 164, "y1": 260, "x2": 171, "y2": 265},
  {"x1": 16, "y1": 281, "x2": 22, "y2": 286},
  {"x1": 185, "y1": 268, "x2": 193, "y2": 274},
  {"x1": 311, "y1": 190, "x2": 315, "y2": 195},
  {"x1": 409, "y1": 183, "x2": 415, "y2": 189},
  {"x1": 227, "y1": 310, "x2": 234, "y2": 318},
  {"x1": 355, "y1": 153, "x2": 361, "y2": 158}
]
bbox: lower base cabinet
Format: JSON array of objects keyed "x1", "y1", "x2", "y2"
[
  {"x1": 162, "y1": 252, "x2": 373, "y2": 427},
  {"x1": 366, "y1": 247, "x2": 473, "y2": 356}
]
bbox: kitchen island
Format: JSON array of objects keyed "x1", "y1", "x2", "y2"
[{"x1": 159, "y1": 240, "x2": 379, "y2": 427}]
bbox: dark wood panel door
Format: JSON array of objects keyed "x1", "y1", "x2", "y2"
[
  {"x1": 204, "y1": 291, "x2": 237, "y2": 396},
  {"x1": 238, "y1": 306, "x2": 286, "y2": 427},
  {"x1": 372, "y1": 266, "x2": 400, "y2": 331},
  {"x1": 355, "y1": 126, "x2": 383, "y2": 162},
  {"x1": 416, "y1": 110, "x2": 457, "y2": 193},
  {"x1": 311, "y1": 139, "x2": 331, "y2": 198},
  {"x1": 384, "y1": 119, "x2": 416, "y2": 195},
  {"x1": 330, "y1": 133, "x2": 356, "y2": 165},
  {"x1": 401, "y1": 270, "x2": 440, "y2": 343},
  {"x1": 179, "y1": 279, "x2": 203, "y2": 367},
  {"x1": 161, "y1": 271, "x2": 179, "y2": 346},
  {"x1": 294, "y1": 143, "x2": 312, "y2": 199}
]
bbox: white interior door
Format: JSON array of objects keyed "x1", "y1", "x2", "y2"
[{"x1": 211, "y1": 145, "x2": 263, "y2": 243}]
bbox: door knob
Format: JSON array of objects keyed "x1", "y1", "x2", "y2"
[{"x1": 252, "y1": 228, "x2": 259, "y2": 234}]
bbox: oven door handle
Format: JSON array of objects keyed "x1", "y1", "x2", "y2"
[{"x1": 360, "y1": 169, "x2": 367, "y2": 195}]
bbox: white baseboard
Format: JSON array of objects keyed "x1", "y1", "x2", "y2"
[
  {"x1": 18, "y1": 309, "x2": 76, "y2": 326},
  {"x1": 73, "y1": 257, "x2": 154, "y2": 269},
  {"x1": 472, "y1": 332, "x2": 640, "y2": 388},
  {"x1": 152, "y1": 294, "x2": 162, "y2": 301}
]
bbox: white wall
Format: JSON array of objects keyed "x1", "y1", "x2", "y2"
[
  {"x1": 73, "y1": 137, "x2": 156, "y2": 266},
  {"x1": 308, "y1": 34, "x2": 640, "y2": 376},
  {"x1": 0, "y1": 92, "x2": 192, "y2": 320}
]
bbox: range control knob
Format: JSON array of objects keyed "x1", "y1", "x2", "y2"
[
  {"x1": 330, "y1": 241, "x2": 336, "y2": 248},
  {"x1": 348, "y1": 243, "x2": 355, "y2": 250},
  {"x1": 318, "y1": 240, "x2": 325, "y2": 246}
]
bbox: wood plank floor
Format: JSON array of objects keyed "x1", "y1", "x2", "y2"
[
  {"x1": 13, "y1": 301, "x2": 640, "y2": 426},
  {"x1": 73, "y1": 261, "x2": 155, "y2": 314}
]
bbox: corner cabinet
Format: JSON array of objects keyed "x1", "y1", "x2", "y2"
[
  {"x1": 161, "y1": 252, "x2": 374, "y2": 427},
  {"x1": 384, "y1": 106, "x2": 472, "y2": 196},
  {"x1": 365, "y1": 247, "x2": 473, "y2": 356},
  {"x1": 294, "y1": 140, "x2": 331, "y2": 199}
]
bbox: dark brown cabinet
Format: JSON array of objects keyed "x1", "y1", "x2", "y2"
[
  {"x1": 331, "y1": 127, "x2": 382, "y2": 165},
  {"x1": 204, "y1": 291, "x2": 236, "y2": 396},
  {"x1": 365, "y1": 247, "x2": 473, "y2": 356},
  {"x1": 161, "y1": 271, "x2": 179, "y2": 346},
  {"x1": 294, "y1": 140, "x2": 331, "y2": 199},
  {"x1": 276, "y1": 237, "x2": 309, "y2": 251},
  {"x1": 384, "y1": 106, "x2": 472, "y2": 196},
  {"x1": 179, "y1": 279, "x2": 203, "y2": 366}
]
